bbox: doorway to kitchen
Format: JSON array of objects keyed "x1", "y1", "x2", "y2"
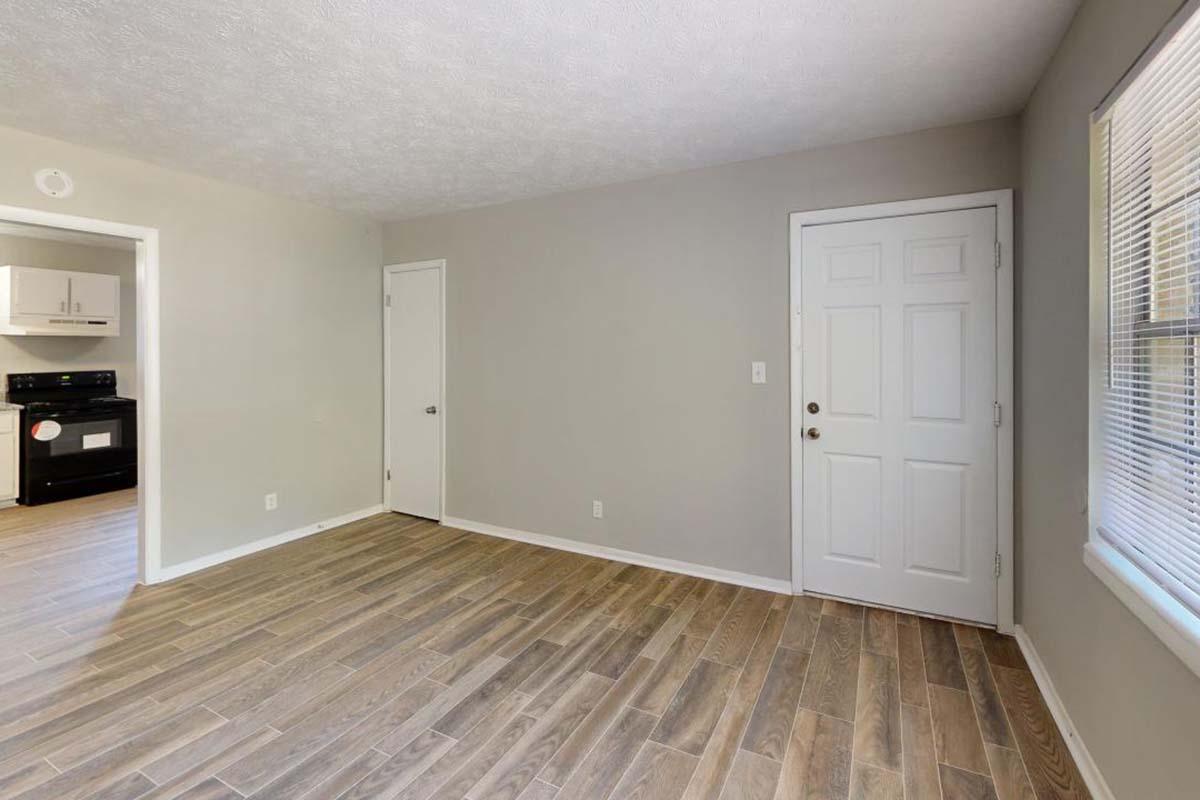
[{"x1": 0, "y1": 203, "x2": 161, "y2": 584}]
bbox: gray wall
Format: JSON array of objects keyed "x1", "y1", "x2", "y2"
[
  {"x1": 0, "y1": 234, "x2": 137, "y2": 397},
  {"x1": 384, "y1": 117, "x2": 1020, "y2": 582},
  {"x1": 1020, "y1": 0, "x2": 1200, "y2": 797},
  {"x1": 0, "y1": 124, "x2": 383, "y2": 568}
]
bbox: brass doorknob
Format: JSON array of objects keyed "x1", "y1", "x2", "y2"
[{"x1": 805, "y1": 427, "x2": 820, "y2": 440}]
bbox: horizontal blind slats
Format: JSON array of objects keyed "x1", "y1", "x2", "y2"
[{"x1": 1100, "y1": 6, "x2": 1200, "y2": 619}]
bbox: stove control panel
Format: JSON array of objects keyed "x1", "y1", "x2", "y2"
[{"x1": 7, "y1": 370, "x2": 116, "y2": 391}]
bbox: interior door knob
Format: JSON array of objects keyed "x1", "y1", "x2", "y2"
[
  {"x1": 425, "y1": 406, "x2": 438, "y2": 415},
  {"x1": 805, "y1": 427, "x2": 820, "y2": 440}
]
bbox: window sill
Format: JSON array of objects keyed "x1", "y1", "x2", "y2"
[{"x1": 1084, "y1": 540, "x2": 1200, "y2": 680}]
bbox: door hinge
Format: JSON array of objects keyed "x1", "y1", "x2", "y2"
[
  {"x1": 385, "y1": 294, "x2": 392, "y2": 308},
  {"x1": 386, "y1": 469, "x2": 391, "y2": 481},
  {"x1": 992, "y1": 402, "x2": 1002, "y2": 427},
  {"x1": 994, "y1": 552, "x2": 1002, "y2": 578},
  {"x1": 994, "y1": 241, "x2": 1001, "y2": 270}
]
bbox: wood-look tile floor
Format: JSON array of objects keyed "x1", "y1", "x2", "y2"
[{"x1": 0, "y1": 490, "x2": 1091, "y2": 800}]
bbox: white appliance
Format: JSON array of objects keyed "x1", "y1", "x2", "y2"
[{"x1": 0, "y1": 265, "x2": 120, "y2": 336}]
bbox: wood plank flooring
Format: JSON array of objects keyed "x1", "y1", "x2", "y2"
[{"x1": 0, "y1": 490, "x2": 1090, "y2": 799}]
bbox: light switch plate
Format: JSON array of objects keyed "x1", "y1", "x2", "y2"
[{"x1": 751, "y1": 361, "x2": 767, "y2": 384}]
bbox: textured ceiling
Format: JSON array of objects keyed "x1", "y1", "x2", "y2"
[{"x1": 0, "y1": 1, "x2": 1077, "y2": 219}]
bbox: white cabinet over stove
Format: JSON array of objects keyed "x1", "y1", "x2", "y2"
[{"x1": 0, "y1": 265, "x2": 120, "y2": 336}]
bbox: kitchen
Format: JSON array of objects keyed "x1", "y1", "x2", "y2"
[{"x1": 0, "y1": 221, "x2": 136, "y2": 510}]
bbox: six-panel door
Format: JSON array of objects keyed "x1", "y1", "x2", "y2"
[{"x1": 800, "y1": 208, "x2": 998, "y2": 624}]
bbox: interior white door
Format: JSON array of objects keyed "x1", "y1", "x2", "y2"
[
  {"x1": 69, "y1": 272, "x2": 119, "y2": 318},
  {"x1": 13, "y1": 267, "x2": 70, "y2": 315},
  {"x1": 386, "y1": 266, "x2": 442, "y2": 520},
  {"x1": 800, "y1": 208, "x2": 998, "y2": 624}
]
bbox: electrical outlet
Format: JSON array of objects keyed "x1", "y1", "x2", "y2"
[
  {"x1": 751, "y1": 361, "x2": 766, "y2": 384},
  {"x1": 592, "y1": 500, "x2": 603, "y2": 519},
  {"x1": 265, "y1": 492, "x2": 278, "y2": 511}
]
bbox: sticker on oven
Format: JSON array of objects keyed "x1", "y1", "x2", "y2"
[{"x1": 31, "y1": 420, "x2": 62, "y2": 441}]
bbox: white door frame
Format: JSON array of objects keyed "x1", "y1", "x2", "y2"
[
  {"x1": 789, "y1": 189, "x2": 1014, "y2": 632},
  {"x1": 0, "y1": 203, "x2": 162, "y2": 585},
  {"x1": 383, "y1": 259, "x2": 447, "y2": 520}
]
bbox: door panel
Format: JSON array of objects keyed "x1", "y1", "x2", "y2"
[
  {"x1": 386, "y1": 267, "x2": 442, "y2": 520},
  {"x1": 826, "y1": 453, "x2": 882, "y2": 564},
  {"x1": 13, "y1": 268, "x2": 69, "y2": 315},
  {"x1": 826, "y1": 306, "x2": 880, "y2": 419},
  {"x1": 69, "y1": 272, "x2": 118, "y2": 318},
  {"x1": 800, "y1": 208, "x2": 997, "y2": 624}
]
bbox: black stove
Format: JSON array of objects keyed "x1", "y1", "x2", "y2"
[{"x1": 6, "y1": 371, "x2": 137, "y2": 505}]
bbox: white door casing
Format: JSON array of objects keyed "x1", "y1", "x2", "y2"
[
  {"x1": 384, "y1": 262, "x2": 444, "y2": 520},
  {"x1": 796, "y1": 204, "x2": 1001, "y2": 625}
]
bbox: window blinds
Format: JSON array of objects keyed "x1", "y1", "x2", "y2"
[{"x1": 1098, "y1": 5, "x2": 1200, "y2": 617}]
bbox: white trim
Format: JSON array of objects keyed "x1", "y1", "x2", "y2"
[
  {"x1": 1084, "y1": 541, "x2": 1200, "y2": 678},
  {"x1": 1092, "y1": 0, "x2": 1200, "y2": 120},
  {"x1": 442, "y1": 515, "x2": 793, "y2": 595},
  {"x1": 788, "y1": 189, "x2": 1016, "y2": 632},
  {"x1": 152, "y1": 504, "x2": 385, "y2": 583},
  {"x1": 382, "y1": 259, "x2": 447, "y2": 521},
  {"x1": 0, "y1": 203, "x2": 162, "y2": 587},
  {"x1": 1014, "y1": 624, "x2": 1117, "y2": 800}
]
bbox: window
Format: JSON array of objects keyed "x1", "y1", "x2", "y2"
[{"x1": 1089, "y1": 0, "x2": 1200, "y2": 676}]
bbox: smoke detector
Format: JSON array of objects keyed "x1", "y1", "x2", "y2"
[{"x1": 34, "y1": 168, "x2": 74, "y2": 198}]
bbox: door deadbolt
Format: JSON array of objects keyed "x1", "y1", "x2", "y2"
[
  {"x1": 807, "y1": 401, "x2": 820, "y2": 414},
  {"x1": 805, "y1": 427, "x2": 821, "y2": 440}
]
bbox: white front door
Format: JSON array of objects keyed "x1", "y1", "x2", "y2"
[
  {"x1": 800, "y1": 208, "x2": 998, "y2": 624},
  {"x1": 386, "y1": 264, "x2": 442, "y2": 520}
]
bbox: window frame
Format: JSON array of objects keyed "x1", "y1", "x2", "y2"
[{"x1": 1088, "y1": 71, "x2": 1200, "y2": 679}]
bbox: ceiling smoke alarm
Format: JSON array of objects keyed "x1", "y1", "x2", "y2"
[{"x1": 34, "y1": 168, "x2": 74, "y2": 198}]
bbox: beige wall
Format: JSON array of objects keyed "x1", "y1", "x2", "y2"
[
  {"x1": 0, "y1": 124, "x2": 383, "y2": 568},
  {"x1": 1020, "y1": 0, "x2": 1200, "y2": 797},
  {"x1": 0, "y1": 234, "x2": 137, "y2": 397},
  {"x1": 384, "y1": 117, "x2": 1020, "y2": 582}
]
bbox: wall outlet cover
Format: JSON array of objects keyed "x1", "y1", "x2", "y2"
[
  {"x1": 592, "y1": 500, "x2": 603, "y2": 519},
  {"x1": 265, "y1": 492, "x2": 279, "y2": 511}
]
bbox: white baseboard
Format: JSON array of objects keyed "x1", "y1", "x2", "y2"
[
  {"x1": 1013, "y1": 625, "x2": 1115, "y2": 800},
  {"x1": 441, "y1": 515, "x2": 793, "y2": 595},
  {"x1": 147, "y1": 504, "x2": 385, "y2": 584}
]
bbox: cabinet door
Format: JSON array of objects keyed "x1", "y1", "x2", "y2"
[
  {"x1": 70, "y1": 272, "x2": 119, "y2": 318},
  {"x1": 0, "y1": 429, "x2": 15, "y2": 503},
  {"x1": 12, "y1": 267, "x2": 70, "y2": 316}
]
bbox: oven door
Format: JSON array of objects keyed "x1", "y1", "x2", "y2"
[{"x1": 21, "y1": 406, "x2": 137, "y2": 503}]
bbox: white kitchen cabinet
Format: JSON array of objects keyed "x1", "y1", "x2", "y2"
[
  {"x1": 13, "y1": 267, "x2": 71, "y2": 316},
  {"x1": 68, "y1": 271, "x2": 120, "y2": 319},
  {"x1": 0, "y1": 266, "x2": 120, "y2": 336},
  {"x1": 0, "y1": 408, "x2": 17, "y2": 508}
]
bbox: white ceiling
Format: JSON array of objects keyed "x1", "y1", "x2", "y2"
[{"x1": 0, "y1": 1, "x2": 1078, "y2": 220}]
